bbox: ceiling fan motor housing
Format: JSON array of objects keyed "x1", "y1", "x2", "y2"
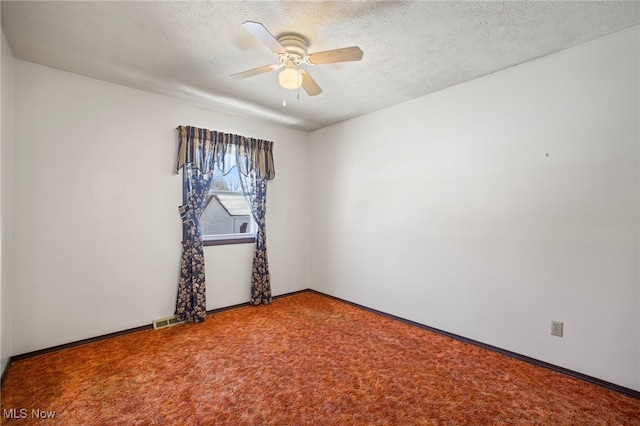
[{"x1": 276, "y1": 33, "x2": 309, "y2": 63}]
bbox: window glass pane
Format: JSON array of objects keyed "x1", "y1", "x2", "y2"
[{"x1": 201, "y1": 166, "x2": 253, "y2": 238}]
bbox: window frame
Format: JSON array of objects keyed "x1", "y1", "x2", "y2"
[{"x1": 203, "y1": 234, "x2": 255, "y2": 246}]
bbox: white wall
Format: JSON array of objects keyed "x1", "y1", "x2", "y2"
[
  {"x1": 308, "y1": 27, "x2": 639, "y2": 391},
  {"x1": 11, "y1": 60, "x2": 308, "y2": 355},
  {"x1": 1, "y1": 29, "x2": 14, "y2": 375}
]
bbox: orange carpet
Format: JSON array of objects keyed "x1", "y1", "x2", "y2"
[{"x1": 1, "y1": 291, "x2": 638, "y2": 425}]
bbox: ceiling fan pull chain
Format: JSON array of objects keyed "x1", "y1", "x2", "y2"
[{"x1": 283, "y1": 87, "x2": 287, "y2": 107}]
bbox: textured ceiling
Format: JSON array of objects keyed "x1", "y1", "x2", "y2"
[{"x1": 2, "y1": 1, "x2": 639, "y2": 132}]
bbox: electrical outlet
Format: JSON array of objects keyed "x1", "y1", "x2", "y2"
[{"x1": 551, "y1": 320, "x2": 563, "y2": 337}]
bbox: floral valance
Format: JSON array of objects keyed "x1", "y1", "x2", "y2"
[{"x1": 175, "y1": 125, "x2": 275, "y2": 180}]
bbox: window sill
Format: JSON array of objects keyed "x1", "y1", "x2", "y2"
[{"x1": 203, "y1": 236, "x2": 255, "y2": 246}]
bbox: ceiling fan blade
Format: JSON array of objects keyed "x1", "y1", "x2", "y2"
[
  {"x1": 307, "y1": 46, "x2": 363, "y2": 65},
  {"x1": 242, "y1": 21, "x2": 286, "y2": 55},
  {"x1": 230, "y1": 64, "x2": 281, "y2": 79},
  {"x1": 300, "y1": 70, "x2": 323, "y2": 96}
]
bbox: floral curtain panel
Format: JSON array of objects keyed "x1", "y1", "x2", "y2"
[
  {"x1": 240, "y1": 170, "x2": 272, "y2": 305},
  {"x1": 176, "y1": 164, "x2": 213, "y2": 322},
  {"x1": 175, "y1": 126, "x2": 275, "y2": 322}
]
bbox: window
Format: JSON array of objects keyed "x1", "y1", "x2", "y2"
[{"x1": 199, "y1": 166, "x2": 255, "y2": 245}]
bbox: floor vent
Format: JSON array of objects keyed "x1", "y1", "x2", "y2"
[{"x1": 153, "y1": 315, "x2": 185, "y2": 330}]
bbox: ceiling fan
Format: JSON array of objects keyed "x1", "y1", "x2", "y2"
[{"x1": 231, "y1": 21, "x2": 364, "y2": 98}]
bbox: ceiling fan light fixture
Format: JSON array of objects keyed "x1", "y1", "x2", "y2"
[{"x1": 278, "y1": 67, "x2": 302, "y2": 90}]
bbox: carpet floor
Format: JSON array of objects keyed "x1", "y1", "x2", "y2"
[{"x1": 1, "y1": 291, "x2": 638, "y2": 425}]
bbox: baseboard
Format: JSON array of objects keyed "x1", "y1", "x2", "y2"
[
  {"x1": 10, "y1": 323, "x2": 154, "y2": 362},
  {"x1": 6, "y1": 288, "x2": 638, "y2": 399},
  {"x1": 205, "y1": 289, "x2": 309, "y2": 314},
  {"x1": 9, "y1": 289, "x2": 308, "y2": 362},
  {"x1": 1, "y1": 357, "x2": 10, "y2": 388},
  {"x1": 308, "y1": 289, "x2": 640, "y2": 400}
]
